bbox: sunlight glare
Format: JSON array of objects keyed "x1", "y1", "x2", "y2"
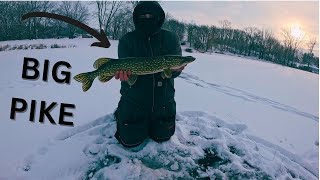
[{"x1": 290, "y1": 24, "x2": 304, "y2": 40}]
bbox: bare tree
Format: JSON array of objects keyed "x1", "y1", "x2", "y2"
[
  {"x1": 0, "y1": 1, "x2": 20, "y2": 40},
  {"x1": 208, "y1": 26, "x2": 218, "y2": 51},
  {"x1": 163, "y1": 15, "x2": 186, "y2": 42},
  {"x1": 187, "y1": 23, "x2": 196, "y2": 47},
  {"x1": 130, "y1": 1, "x2": 139, "y2": 8},
  {"x1": 307, "y1": 36, "x2": 317, "y2": 55},
  {"x1": 95, "y1": 1, "x2": 123, "y2": 36},
  {"x1": 219, "y1": 20, "x2": 231, "y2": 39},
  {"x1": 58, "y1": 1, "x2": 90, "y2": 38},
  {"x1": 244, "y1": 27, "x2": 259, "y2": 56},
  {"x1": 26, "y1": 1, "x2": 57, "y2": 39},
  {"x1": 110, "y1": 7, "x2": 134, "y2": 40},
  {"x1": 0, "y1": 1, "x2": 57, "y2": 40},
  {"x1": 218, "y1": 20, "x2": 231, "y2": 50},
  {"x1": 256, "y1": 28, "x2": 274, "y2": 59},
  {"x1": 58, "y1": 1, "x2": 90, "y2": 22},
  {"x1": 302, "y1": 36, "x2": 318, "y2": 67},
  {"x1": 281, "y1": 27, "x2": 304, "y2": 66},
  {"x1": 229, "y1": 29, "x2": 246, "y2": 54}
]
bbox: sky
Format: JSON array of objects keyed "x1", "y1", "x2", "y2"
[
  {"x1": 160, "y1": 1, "x2": 319, "y2": 55},
  {"x1": 87, "y1": 1, "x2": 319, "y2": 56}
]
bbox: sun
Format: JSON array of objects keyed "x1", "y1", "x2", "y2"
[{"x1": 290, "y1": 24, "x2": 304, "y2": 40}]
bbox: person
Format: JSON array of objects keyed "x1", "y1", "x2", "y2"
[{"x1": 114, "y1": 1, "x2": 185, "y2": 148}]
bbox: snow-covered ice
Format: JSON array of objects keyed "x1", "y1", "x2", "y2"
[
  {"x1": 0, "y1": 38, "x2": 318, "y2": 179},
  {"x1": 15, "y1": 112, "x2": 318, "y2": 179}
]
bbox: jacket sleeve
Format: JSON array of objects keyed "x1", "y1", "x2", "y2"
[
  {"x1": 118, "y1": 38, "x2": 130, "y2": 59},
  {"x1": 171, "y1": 34, "x2": 182, "y2": 78}
]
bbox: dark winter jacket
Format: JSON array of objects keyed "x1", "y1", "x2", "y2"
[{"x1": 118, "y1": 1, "x2": 182, "y2": 111}]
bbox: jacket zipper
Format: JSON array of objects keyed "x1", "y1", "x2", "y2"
[{"x1": 148, "y1": 36, "x2": 155, "y2": 112}]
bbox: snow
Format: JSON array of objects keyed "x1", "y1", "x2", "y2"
[{"x1": 0, "y1": 38, "x2": 318, "y2": 179}]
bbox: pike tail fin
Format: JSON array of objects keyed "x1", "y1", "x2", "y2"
[{"x1": 74, "y1": 72, "x2": 95, "y2": 92}]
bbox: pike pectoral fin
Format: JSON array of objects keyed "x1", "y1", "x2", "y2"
[
  {"x1": 98, "y1": 73, "x2": 113, "y2": 83},
  {"x1": 127, "y1": 74, "x2": 137, "y2": 85},
  {"x1": 163, "y1": 69, "x2": 172, "y2": 78},
  {"x1": 93, "y1": 58, "x2": 110, "y2": 69},
  {"x1": 161, "y1": 72, "x2": 166, "y2": 79}
]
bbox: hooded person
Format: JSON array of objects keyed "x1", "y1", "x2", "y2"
[
  {"x1": 114, "y1": 1, "x2": 183, "y2": 148},
  {"x1": 133, "y1": 1, "x2": 165, "y2": 36}
]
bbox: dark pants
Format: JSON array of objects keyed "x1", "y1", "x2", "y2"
[{"x1": 114, "y1": 99, "x2": 176, "y2": 148}]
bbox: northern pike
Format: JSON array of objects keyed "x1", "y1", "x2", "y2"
[{"x1": 74, "y1": 55, "x2": 196, "y2": 92}]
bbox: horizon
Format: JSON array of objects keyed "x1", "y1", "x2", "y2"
[{"x1": 161, "y1": 1, "x2": 319, "y2": 56}]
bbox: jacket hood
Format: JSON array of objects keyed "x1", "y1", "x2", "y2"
[{"x1": 133, "y1": 1, "x2": 165, "y2": 32}]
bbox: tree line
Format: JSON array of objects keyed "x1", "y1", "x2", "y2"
[
  {"x1": 164, "y1": 19, "x2": 319, "y2": 71},
  {"x1": 0, "y1": 1, "x2": 88, "y2": 40},
  {"x1": 0, "y1": 1, "x2": 136, "y2": 40},
  {"x1": 0, "y1": 1, "x2": 318, "y2": 71}
]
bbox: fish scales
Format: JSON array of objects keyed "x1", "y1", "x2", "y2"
[{"x1": 74, "y1": 55, "x2": 195, "y2": 91}]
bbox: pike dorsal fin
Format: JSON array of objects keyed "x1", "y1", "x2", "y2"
[{"x1": 93, "y1": 58, "x2": 111, "y2": 69}]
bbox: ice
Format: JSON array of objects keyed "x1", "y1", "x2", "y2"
[
  {"x1": 15, "y1": 111, "x2": 318, "y2": 179},
  {"x1": 0, "y1": 38, "x2": 317, "y2": 179}
]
